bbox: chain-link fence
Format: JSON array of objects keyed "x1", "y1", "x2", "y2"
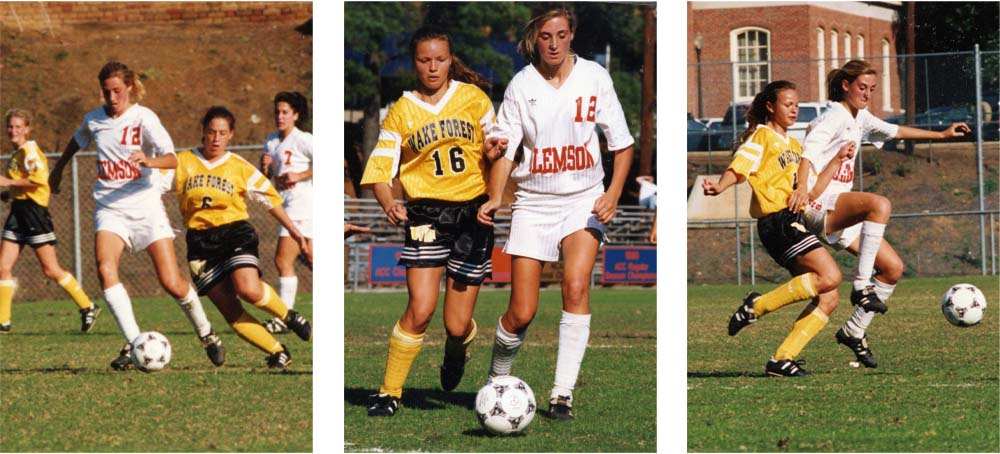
[
  {"x1": 5, "y1": 145, "x2": 312, "y2": 302},
  {"x1": 688, "y1": 49, "x2": 1000, "y2": 285}
]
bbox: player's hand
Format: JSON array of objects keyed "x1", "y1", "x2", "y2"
[
  {"x1": 477, "y1": 199, "x2": 501, "y2": 226},
  {"x1": 836, "y1": 141, "x2": 857, "y2": 162},
  {"x1": 385, "y1": 203, "x2": 408, "y2": 225},
  {"x1": 49, "y1": 171, "x2": 63, "y2": 194},
  {"x1": 702, "y1": 179, "x2": 723, "y2": 196},
  {"x1": 649, "y1": 228, "x2": 656, "y2": 244},
  {"x1": 787, "y1": 186, "x2": 810, "y2": 214},
  {"x1": 484, "y1": 137, "x2": 509, "y2": 161},
  {"x1": 344, "y1": 223, "x2": 371, "y2": 238},
  {"x1": 941, "y1": 122, "x2": 971, "y2": 138},
  {"x1": 292, "y1": 232, "x2": 311, "y2": 262},
  {"x1": 592, "y1": 192, "x2": 619, "y2": 224},
  {"x1": 129, "y1": 151, "x2": 151, "y2": 168},
  {"x1": 260, "y1": 153, "x2": 272, "y2": 174},
  {"x1": 276, "y1": 172, "x2": 301, "y2": 189}
]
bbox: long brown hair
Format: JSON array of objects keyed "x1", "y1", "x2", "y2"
[
  {"x1": 98, "y1": 61, "x2": 146, "y2": 101},
  {"x1": 734, "y1": 80, "x2": 797, "y2": 153},
  {"x1": 409, "y1": 25, "x2": 491, "y2": 91},
  {"x1": 827, "y1": 59, "x2": 876, "y2": 102},
  {"x1": 517, "y1": 5, "x2": 577, "y2": 64}
]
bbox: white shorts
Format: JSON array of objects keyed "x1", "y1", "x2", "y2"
[
  {"x1": 278, "y1": 218, "x2": 313, "y2": 238},
  {"x1": 803, "y1": 191, "x2": 862, "y2": 250},
  {"x1": 504, "y1": 185, "x2": 606, "y2": 262},
  {"x1": 94, "y1": 202, "x2": 175, "y2": 252}
]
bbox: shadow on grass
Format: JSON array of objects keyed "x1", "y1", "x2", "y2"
[
  {"x1": 687, "y1": 370, "x2": 764, "y2": 378},
  {"x1": 344, "y1": 387, "x2": 477, "y2": 411},
  {"x1": 461, "y1": 427, "x2": 530, "y2": 438}
]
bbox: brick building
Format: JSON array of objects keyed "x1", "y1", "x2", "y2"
[{"x1": 687, "y1": 1, "x2": 903, "y2": 120}]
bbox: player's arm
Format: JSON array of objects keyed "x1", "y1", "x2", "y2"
[
  {"x1": 0, "y1": 176, "x2": 40, "y2": 189},
  {"x1": 702, "y1": 169, "x2": 743, "y2": 196},
  {"x1": 477, "y1": 157, "x2": 513, "y2": 226},
  {"x1": 130, "y1": 152, "x2": 177, "y2": 169},
  {"x1": 593, "y1": 145, "x2": 634, "y2": 224},
  {"x1": 278, "y1": 167, "x2": 313, "y2": 186},
  {"x1": 49, "y1": 138, "x2": 82, "y2": 194},
  {"x1": 372, "y1": 182, "x2": 406, "y2": 225},
  {"x1": 269, "y1": 203, "x2": 310, "y2": 259},
  {"x1": 895, "y1": 123, "x2": 971, "y2": 140}
]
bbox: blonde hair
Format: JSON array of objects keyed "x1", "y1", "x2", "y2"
[
  {"x1": 98, "y1": 61, "x2": 146, "y2": 101},
  {"x1": 517, "y1": 6, "x2": 577, "y2": 64},
  {"x1": 4, "y1": 108, "x2": 32, "y2": 127},
  {"x1": 827, "y1": 59, "x2": 876, "y2": 102}
]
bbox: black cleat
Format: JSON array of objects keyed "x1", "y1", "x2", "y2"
[
  {"x1": 851, "y1": 285, "x2": 888, "y2": 314},
  {"x1": 263, "y1": 317, "x2": 288, "y2": 334},
  {"x1": 367, "y1": 393, "x2": 401, "y2": 417},
  {"x1": 836, "y1": 327, "x2": 877, "y2": 368},
  {"x1": 765, "y1": 357, "x2": 810, "y2": 377},
  {"x1": 547, "y1": 395, "x2": 574, "y2": 420},
  {"x1": 0, "y1": 322, "x2": 10, "y2": 333},
  {"x1": 440, "y1": 352, "x2": 469, "y2": 391},
  {"x1": 80, "y1": 304, "x2": 101, "y2": 333},
  {"x1": 283, "y1": 310, "x2": 311, "y2": 341},
  {"x1": 111, "y1": 342, "x2": 133, "y2": 370},
  {"x1": 201, "y1": 331, "x2": 225, "y2": 367},
  {"x1": 266, "y1": 344, "x2": 292, "y2": 369},
  {"x1": 728, "y1": 292, "x2": 759, "y2": 336}
]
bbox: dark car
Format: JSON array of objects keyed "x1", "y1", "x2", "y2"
[{"x1": 883, "y1": 102, "x2": 998, "y2": 148}]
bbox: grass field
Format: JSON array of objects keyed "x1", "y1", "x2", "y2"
[
  {"x1": 688, "y1": 276, "x2": 1000, "y2": 452},
  {"x1": 0, "y1": 293, "x2": 312, "y2": 452},
  {"x1": 344, "y1": 288, "x2": 657, "y2": 452}
]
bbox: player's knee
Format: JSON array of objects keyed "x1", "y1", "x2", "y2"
[
  {"x1": 561, "y1": 278, "x2": 590, "y2": 305},
  {"x1": 817, "y1": 290, "x2": 839, "y2": 313},
  {"x1": 505, "y1": 307, "x2": 535, "y2": 331},
  {"x1": 403, "y1": 304, "x2": 436, "y2": 331},
  {"x1": 813, "y1": 268, "x2": 842, "y2": 293},
  {"x1": 0, "y1": 264, "x2": 13, "y2": 280},
  {"x1": 870, "y1": 195, "x2": 892, "y2": 219},
  {"x1": 877, "y1": 257, "x2": 904, "y2": 284},
  {"x1": 236, "y1": 284, "x2": 263, "y2": 304},
  {"x1": 158, "y1": 275, "x2": 188, "y2": 299},
  {"x1": 42, "y1": 265, "x2": 65, "y2": 281},
  {"x1": 96, "y1": 260, "x2": 119, "y2": 284}
]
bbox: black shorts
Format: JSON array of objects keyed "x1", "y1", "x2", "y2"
[
  {"x1": 400, "y1": 195, "x2": 494, "y2": 285},
  {"x1": 2, "y1": 199, "x2": 57, "y2": 247},
  {"x1": 757, "y1": 210, "x2": 822, "y2": 271},
  {"x1": 186, "y1": 220, "x2": 261, "y2": 295}
]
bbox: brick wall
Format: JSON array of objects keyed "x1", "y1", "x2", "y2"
[{"x1": 0, "y1": 2, "x2": 311, "y2": 30}]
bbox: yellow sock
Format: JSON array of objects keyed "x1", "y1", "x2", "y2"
[
  {"x1": 379, "y1": 321, "x2": 425, "y2": 398},
  {"x1": 444, "y1": 319, "x2": 478, "y2": 360},
  {"x1": 754, "y1": 273, "x2": 818, "y2": 318},
  {"x1": 230, "y1": 312, "x2": 282, "y2": 354},
  {"x1": 252, "y1": 283, "x2": 288, "y2": 320},
  {"x1": 774, "y1": 308, "x2": 829, "y2": 360},
  {"x1": 0, "y1": 280, "x2": 14, "y2": 325},
  {"x1": 57, "y1": 273, "x2": 92, "y2": 311}
]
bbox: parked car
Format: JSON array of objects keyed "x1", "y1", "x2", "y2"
[
  {"x1": 687, "y1": 113, "x2": 711, "y2": 151},
  {"x1": 883, "y1": 102, "x2": 998, "y2": 148},
  {"x1": 709, "y1": 101, "x2": 828, "y2": 150}
]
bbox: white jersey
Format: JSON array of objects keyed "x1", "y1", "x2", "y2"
[
  {"x1": 263, "y1": 127, "x2": 313, "y2": 219},
  {"x1": 73, "y1": 104, "x2": 175, "y2": 210},
  {"x1": 489, "y1": 57, "x2": 634, "y2": 196},
  {"x1": 802, "y1": 101, "x2": 898, "y2": 204}
]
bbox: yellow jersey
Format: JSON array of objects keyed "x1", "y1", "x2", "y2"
[
  {"x1": 360, "y1": 81, "x2": 494, "y2": 202},
  {"x1": 728, "y1": 125, "x2": 802, "y2": 218},
  {"x1": 173, "y1": 149, "x2": 283, "y2": 230},
  {"x1": 6, "y1": 141, "x2": 51, "y2": 207}
]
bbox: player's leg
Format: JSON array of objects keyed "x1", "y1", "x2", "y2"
[
  {"x1": 489, "y1": 256, "x2": 542, "y2": 379},
  {"x1": 33, "y1": 243, "x2": 100, "y2": 332},
  {"x1": 267, "y1": 235, "x2": 301, "y2": 334},
  {"x1": 440, "y1": 278, "x2": 480, "y2": 391},
  {"x1": 231, "y1": 266, "x2": 311, "y2": 341},
  {"x1": 0, "y1": 239, "x2": 23, "y2": 331},
  {"x1": 836, "y1": 238, "x2": 904, "y2": 368},
  {"x1": 206, "y1": 277, "x2": 287, "y2": 368},
  {"x1": 548, "y1": 228, "x2": 601, "y2": 420},
  {"x1": 95, "y1": 230, "x2": 141, "y2": 369},
  {"x1": 826, "y1": 192, "x2": 892, "y2": 311}
]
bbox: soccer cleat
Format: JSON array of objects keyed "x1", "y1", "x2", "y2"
[
  {"x1": 0, "y1": 322, "x2": 10, "y2": 333},
  {"x1": 367, "y1": 393, "x2": 401, "y2": 417},
  {"x1": 111, "y1": 343, "x2": 133, "y2": 370},
  {"x1": 439, "y1": 352, "x2": 469, "y2": 392},
  {"x1": 266, "y1": 344, "x2": 291, "y2": 369},
  {"x1": 835, "y1": 327, "x2": 877, "y2": 368},
  {"x1": 283, "y1": 309, "x2": 311, "y2": 341},
  {"x1": 200, "y1": 331, "x2": 226, "y2": 367},
  {"x1": 765, "y1": 357, "x2": 810, "y2": 377},
  {"x1": 728, "y1": 292, "x2": 760, "y2": 336},
  {"x1": 80, "y1": 304, "x2": 101, "y2": 333},
  {"x1": 850, "y1": 285, "x2": 888, "y2": 314},
  {"x1": 263, "y1": 317, "x2": 288, "y2": 334},
  {"x1": 547, "y1": 395, "x2": 574, "y2": 420}
]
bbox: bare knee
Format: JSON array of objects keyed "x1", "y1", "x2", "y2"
[
  {"x1": 872, "y1": 195, "x2": 892, "y2": 218},
  {"x1": 816, "y1": 290, "x2": 839, "y2": 314},
  {"x1": 236, "y1": 282, "x2": 263, "y2": 303},
  {"x1": 443, "y1": 318, "x2": 472, "y2": 339},
  {"x1": 401, "y1": 303, "x2": 436, "y2": 334},
  {"x1": 562, "y1": 277, "x2": 590, "y2": 310},
  {"x1": 504, "y1": 305, "x2": 536, "y2": 332},
  {"x1": 876, "y1": 257, "x2": 904, "y2": 284},
  {"x1": 0, "y1": 265, "x2": 13, "y2": 280},
  {"x1": 96, "y1": 259, "x2": 119, "y2": 287},
  {"x1": 158, "y1": 274, "x2": 189, "y2": 299},
  {"x1": 42, "y1": 265, "x2": 66, "y2": 282},
  {"x1": 812, "y1": 267, "x2": 842, "y2": 294}
]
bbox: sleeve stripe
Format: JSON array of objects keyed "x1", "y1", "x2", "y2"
[
  {"x1": 735, "y1": 149, "x2": 760, "y2": 161},
  {"x1": 740, "y1": 141, "x2": 764, "y2": 152},
  {"x1": 370, "y1": 148, "x2": 396, "y2": 158},
  {"x1": 375, "y1": 139, "x2": 397, "y2": 150}
]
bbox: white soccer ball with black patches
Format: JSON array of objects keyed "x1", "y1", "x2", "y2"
[
  {"x1": 475, "y1": 375, "x2": 536, "y2": 435},
  {"x1": 130, "y1": 331, "x2": 172, "y2": 372},
  {"x1": 941, "y1": 283, "x2": 987, "y2": 327}
]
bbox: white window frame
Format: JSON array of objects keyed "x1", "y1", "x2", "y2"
[
  {"x1": 844, "y1": 32, "x2": 852, "y2": 60},
  {"x1": 881, "y1": 39, "x2": 892, "y2": 111},
  {"x1": 729, "y1": 27, "x2": 772, "y2": 102},
  {"x1": 817, "y1": 27, "x2": 826, "y2": 103},
  {"x1": 857, "y1": 34, "x2": 865, "y2": 58},
  {"x1": 831, "y1": 29, "x2": 839, "y2": 68}
]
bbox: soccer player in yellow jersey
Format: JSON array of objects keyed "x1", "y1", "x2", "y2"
[
  {"x1": 0, "y1": 109, "x2": 99, "y2": 333},
  {"x1": 171, "y1": 106, "x2": 312, "y2": 368},
  {"x1": 361, "y1": 25, "x2": 496, "y2": 416},
  {"x1": 702, "y1": 81, "x2": 854, "y2": 377}
]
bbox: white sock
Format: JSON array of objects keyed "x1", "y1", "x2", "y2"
[
  {"x1": 488, "y1": 317, "x2": 526, "y2": 378},
  {"x1": 844, "y1": 278, "x2": 896, "y2": 338},
  {"x1": 103, "y1": 283, "x2": 140, "y2": 344},
  {"x1": 551, "y1": 311, "x2": 591, "y2": 400},
  {"x1": 853, "y1": 221, "x2": 886, "y2": 290},
  {"x1": 278, "y1": 276, "x2": 298, "y2": 310},
  {"x1": 176, "y1": 286, "x2": 212, "y2": 338}
]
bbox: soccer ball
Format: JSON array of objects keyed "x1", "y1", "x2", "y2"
[
  {"x1": 130, "y1": 331, "x2": 172, "y2": 372},
  {"x1": 475, "y1": 376, "x2": 536, "y2": 435},
  {"x1": 941, "y1": 283, "x2": 987, "y2": 327}
]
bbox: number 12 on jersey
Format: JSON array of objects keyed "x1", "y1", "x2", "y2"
[{"x1": 575, "y1": 96, "x2": 596, "y2": 123}]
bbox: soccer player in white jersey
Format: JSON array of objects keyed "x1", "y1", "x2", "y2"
[
  {"x1": 477, "y1": 6, "x2": 634, "y2": 420},
  {"x1": 259, "y1": 92, "x2": 313, "y2": 334},
  {"x1": 49, "y1": 61, "x2": 224, "y2": 370},
  {"x1": 796, "y1": 60, "x2": 970, "y2": 368}
]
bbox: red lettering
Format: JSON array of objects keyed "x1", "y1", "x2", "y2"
[
  {"x1": 625, "y1": 251, "x2": 639, "y2": 260},
  {"x1": 527, "y1": 144, "x2": 597, "y2": 174},
  {"x1": 96, "y1": 160, "x2": 142, "y2": 181},
  {"x1": 587, "y1": 96, "x2": 597, "y2": 122}
]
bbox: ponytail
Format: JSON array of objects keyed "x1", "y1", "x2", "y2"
[
  {"x1": 733, "y1": 80, "x2": 797, "y2": 153},
  {"x1": 98, "y1": 61, "x2": 145, "y2": 101}
]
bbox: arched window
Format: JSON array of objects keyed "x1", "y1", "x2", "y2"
[
  {"x1": 817, "y1": 27, "x2": 826, "y2": 102},
  {"x1": 857, "y1": 34, "x2": 865, "y2": 58},
  {"x1": 881, "y1": 39, "x2": 891, "y2": 110},
  {"x1": 831, "y1": 29, "x2": 839, "y2": 67},
  {"x1": 844, "y1": 32, "x2": 852, "y2": 60},
  {"x1": 730, "y1": 27, "x2": 771, "y2": 101}
]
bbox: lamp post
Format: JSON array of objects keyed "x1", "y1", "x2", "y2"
[{"x1": 694, "y1": 32, "x2": 704, "y2": 119}]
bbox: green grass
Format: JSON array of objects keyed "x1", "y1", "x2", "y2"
[
  {"x1": 0, "y1": 293, "x2": 312, "y2": 452},
  {"x1": 688, "y1": 276, "x2": 1000, "y2": 452},
  {"x1": 344, "y1": 288, "x2": 657, "y2": 452}
]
